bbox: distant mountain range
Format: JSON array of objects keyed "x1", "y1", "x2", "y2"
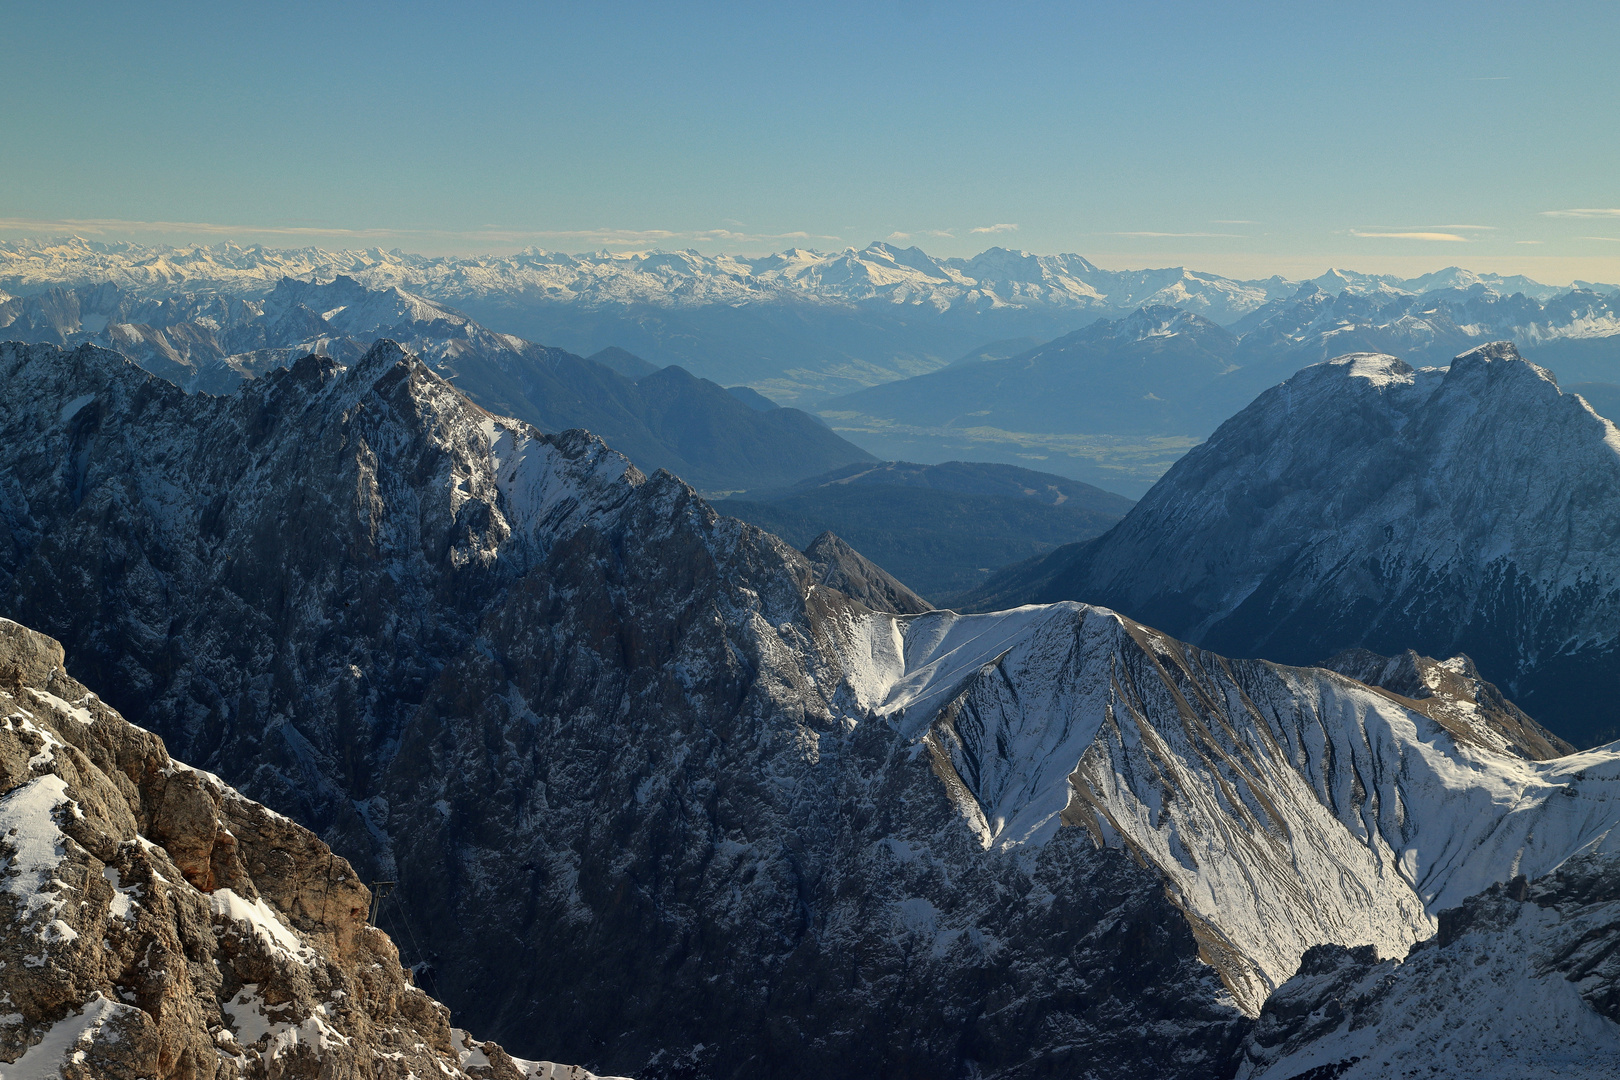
[
  {"x1": 822, "y1": 283, "x2": 1620, "y2": 494},
  {"x1": 964, "y1": 343, "x2": 1620, "y2": 748},
  {"x1": 0, "y1": 275, "x2": 873, "y2": 493},
  {"x1": 720, "y1": 460, "x2": 1133, "y2": 601},
  {"x1": 5, "y1": 236, "x2": 1614, "y2": 406}
]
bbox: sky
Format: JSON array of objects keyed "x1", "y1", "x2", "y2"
[{"x1": 3, "y1": 0, "x2": 1618, "y2": 283}]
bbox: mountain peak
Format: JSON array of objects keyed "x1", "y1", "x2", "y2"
[{"x1": 803, "y1": 530, "x2": 931, "y2": 614}]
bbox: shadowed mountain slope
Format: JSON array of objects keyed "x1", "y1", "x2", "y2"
[
  {"x1": 963, "y1": 343, "x2": 1620, "y2": 747},
  {"x1": 721, "y1": 460, "x2": 1132, "y2": 601}
]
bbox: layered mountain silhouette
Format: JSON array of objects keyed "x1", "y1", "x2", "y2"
[
  {"x1": 0, "y1": 276, "x2": 874, "y2": 492},
  {"x1": 6, "y1": 237, "x2": 1615, "y2": 407},
  {"x1": 722, "y1": 460, "x2": 1132, "y2": 601}
]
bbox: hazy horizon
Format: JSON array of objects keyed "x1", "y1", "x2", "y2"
[
  {"x1": 3, "y1": 229, "x2": 1617, "y2": 289},
  {"x1": 5, "y1": 1, "x2": 1617, "y2": 284}
]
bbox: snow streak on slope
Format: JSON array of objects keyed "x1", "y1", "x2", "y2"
[{"x1": 821, "y1": 601, "x2": 1620, "y2": 1014}]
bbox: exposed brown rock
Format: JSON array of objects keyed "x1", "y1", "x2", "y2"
[{"x1": 0, "y1": 617, "x2": 612, "y2": 1080}]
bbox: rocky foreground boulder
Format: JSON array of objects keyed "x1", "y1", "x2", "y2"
[{"x1": 0, "y1": 616, "x2": 609, "y2": 1080}]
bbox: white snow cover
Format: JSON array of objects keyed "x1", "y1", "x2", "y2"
[
  {"x1": 822, "y1": 600, "x2": 1620, "y2": 1013},
  {"x1": 0, "y1": 993, "x2": 142, "y2": 1080},
  {"x1": 0, "y1": 775, "x2": 81, "y2": 952},
  {"x1": 209, "y1": 889, "x2": 317, "y2": 966},
  {"x1": 1239, "y1": 900, "x2": 1620, "y2": 1078}
]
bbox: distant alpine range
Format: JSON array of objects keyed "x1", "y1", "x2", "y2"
[{"x1": 6, "y1": 235, "x2": 1616, "y2": 494}]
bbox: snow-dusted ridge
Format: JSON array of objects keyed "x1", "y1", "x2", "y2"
[
  {"x1": 5, "y1": 235, "x2": 1611, "y2": 322},
  {"x1": 818, "y1": 599, "x2": 1620, "y2": 1014}
]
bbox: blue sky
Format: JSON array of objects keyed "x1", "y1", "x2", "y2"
[{"x1": 4, "y1": 0, "x2": 1618, "y2": 281}]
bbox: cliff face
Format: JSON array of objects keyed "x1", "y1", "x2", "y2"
[{"x1": 0, "y1": 617, "x2": 593, "y2": 1080}]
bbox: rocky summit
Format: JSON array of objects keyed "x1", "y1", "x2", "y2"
[{"x1": 0, "y1": 615, "x2": 600, "y2": 1079}]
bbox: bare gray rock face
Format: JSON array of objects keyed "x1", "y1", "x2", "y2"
[
  {"x1": 0, "y1": 616, "x2": 589, "y2": 1080},
  {"x1": 966, "y1": 343, "x2": 1620, "y2": 747},
  {"x1": 0, "y1": 339, "x2": 1249, "y2": 1079}
]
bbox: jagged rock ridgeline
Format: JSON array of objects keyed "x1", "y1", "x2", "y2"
[
  {"x1": 966, "y1": 343, "x2": 1620, "y2": 747},
  {"x1": 0, "y1": 617, "x2": 607, "y2": 1079},
  {"x1": 0, "y1": 338, "x2": 1249, "y2": 1078},
  {"x1": 8, "y1": 336, "x2": 1620, "y2": 1077},
  {"x1": 0, "y1": 277, "x2": 874, "y2": 492}
]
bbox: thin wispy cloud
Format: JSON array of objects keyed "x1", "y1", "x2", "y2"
[
  {"x1": 1350, "y1": 230, "x2": 1469, "y2": 242},
  {"x1": 1112, "y1": 231, "x2": 1240, "y2": 238},
  {"x1": 1541, "y1": 209, "x2": 1620, "y2": 218},
  {"x1": 885, "y1": 228, "x2": 957, "y2": 242},
  {"x1": 969, "y1": 223, "x2": 1019, "y2": 234},
  {"x1": 0, "y1": 216, "x2": 839, "y2": 249},
  {"x1": 1581, "y1": 236, "x2": 1620, "y2": 243},
  {"x1": 1517, "y1": 240, "x2": 1544, "y2": 245}
]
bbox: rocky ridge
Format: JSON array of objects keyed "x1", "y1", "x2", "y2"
[
  {"x1": 799, "y1": 530, "x2": 931, "y2": 615},
  {"x1": 1321, "y1": 647, "x2": 1574, "y2": 761},
  {"x1": 0, "y1": 616, "x2": 604, "y2": 1079},
  {"x1": 8, "y1": 336, "x2": 1620, "y2": 1076},
  {"x1": 0, "y1": 277, "x2": 875, "y2": 493}
]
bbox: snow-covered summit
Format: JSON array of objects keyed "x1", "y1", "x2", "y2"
[{"x1": 973, "y1": 340, "x2": 1620, "y2": 745}]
